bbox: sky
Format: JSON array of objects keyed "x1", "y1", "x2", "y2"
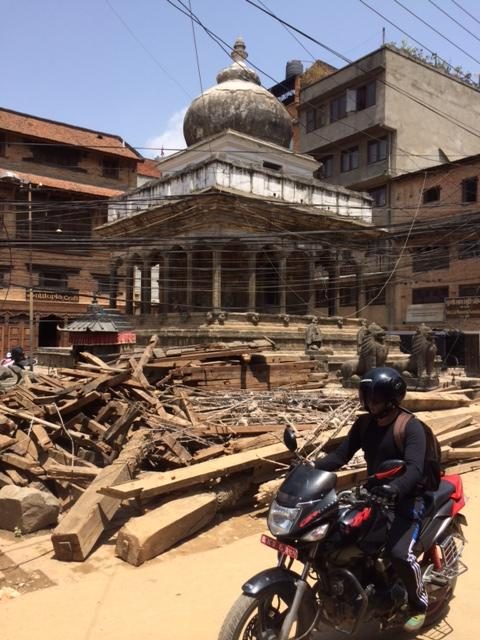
[{"x1": 1, "y1": 0, "x2": 480, "y2": 158}]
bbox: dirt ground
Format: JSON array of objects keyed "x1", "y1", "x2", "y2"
[{"x1": 0, "y1": 470, "x2": 478, "y2": 640}]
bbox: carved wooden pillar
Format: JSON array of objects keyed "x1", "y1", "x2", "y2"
[
  {"x1": 307, "y1": 255, "x2": 316, "y2": 315},
  {"x1": 212, "y1": 248, "x2": 222, "y2": 311},
  {"x1": 162, "y1": 254, "x2": 170, "y2": 314},
  {"x1": 279, "y1": 253, "x2": 287, "y2": 314},
  {"x1": 328, "y1": 253, "x2": 340, "y2": 317},
  {"x1": 125, "y1": 262, "x2": 134, "y2": 315},
  {"x1": 109, "y1": 261, "x2": 118, "y2": 309},
  {"x1": 186, "y1": 249, "x2": 193, "y2": 311},
  {"x1": 141, "y1": 258, "x2": 152, "y2": 315},
  {"x1": 356, "y1": 261, "x2": 366, "y2": 317},
  {"x1": 248, "y1": 250, "x2": 256, "y2": 312}
]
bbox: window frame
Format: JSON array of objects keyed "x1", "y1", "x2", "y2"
[
  {"x1": 461, "y1": 177, "x2": 478, "y2": 203},
  {"x1": 367, "y1": 136, "x2": 388, "y2": 164},
  {"x1": 320, "y1": 155, "x2": 334, "y2": 178},
  {"x1": 423, "y1": 185, "x2": 441, "y2": 204},
  {"x1": 102, "y1": 157, "x2": 120, "y2": 180},
  {"x1": 330, "y1": 93, "x2": 347, "y2": 123},
  {"x1": 356, "y1": 80, "x2": 376, "y2": 111},
  {"x1": 412, "y1": 286, "x2": 449, "y2": 304},
  {"x1": 340, "y1": 146, "x2": 359, "y2": 173},
  {"x1": 368, "y1": 185, "x2": 387, "y2": 207}
]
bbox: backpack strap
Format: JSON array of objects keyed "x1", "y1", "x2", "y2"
[{"x1": 393, "y1": 411, "x2": 413, "y2": 452}]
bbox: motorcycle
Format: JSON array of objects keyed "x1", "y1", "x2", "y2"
[{"x1": 218, "y1": 428, "x2": 467, "y2": 640}]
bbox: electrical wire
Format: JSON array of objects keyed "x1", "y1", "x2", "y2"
[
  {"x1": 428, "y1": 0, "x2": 480, "y2": 44},
  {"x1": 449, "y1": 0, "x2": 480, "y2": 27}
]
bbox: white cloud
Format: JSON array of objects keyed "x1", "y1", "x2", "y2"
[{"x1": 145, "y1": 107, "x2": 187, "y2": 158}]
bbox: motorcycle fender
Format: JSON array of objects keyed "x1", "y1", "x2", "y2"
[{"x1": 242, "y1": 567, "x2": 316, "y2": 610}]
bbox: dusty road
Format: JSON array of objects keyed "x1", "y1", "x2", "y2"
[{"x1": 0, "y1": 470, "x2": 478, "y2": 640}]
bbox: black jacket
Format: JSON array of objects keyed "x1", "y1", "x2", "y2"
[{"x1": 315, "y1": 412, "x2": 426, "y2": 499}]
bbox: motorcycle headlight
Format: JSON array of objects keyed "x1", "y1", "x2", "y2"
[
  {"x1": 268, "y1": 500, "x2": 300, "y2": 536},
  {"x1": 301, "y1": 522, "x2": 329, "y2": 542}
]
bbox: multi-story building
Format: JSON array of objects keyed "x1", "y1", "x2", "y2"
[
  {"x1": 0, "y1": 107, "x2": 140, "y2": 353},
  {"x1": 299, "y1": 45, "x2": 480, "y2": 210},
  {"x1": 386, "y1": 154, "x2": 480, "y2": 332}
]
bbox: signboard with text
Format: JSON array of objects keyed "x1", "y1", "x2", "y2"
[{"x1": 27, "y1": 290, "x2": 80, "y2": 303}]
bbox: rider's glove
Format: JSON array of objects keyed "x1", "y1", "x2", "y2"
[{"x1": 370, "y1": 484, "x2": 399, "y2": 502}]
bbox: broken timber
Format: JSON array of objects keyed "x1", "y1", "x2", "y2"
[{"x1": 51, "y1": 428, "x2": 151, "y2": 561}]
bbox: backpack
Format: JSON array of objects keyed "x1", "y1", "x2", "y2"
[{"x1": 393, "y1": 411, "x2": 442, "y2": 492}]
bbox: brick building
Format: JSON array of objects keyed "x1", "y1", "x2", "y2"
[
  {"x1": 383, "y1": 154, "x2": 480, "y2": 330},
  {"x1": 0, "y1": 107, "x2": 140, "y2": 353}
]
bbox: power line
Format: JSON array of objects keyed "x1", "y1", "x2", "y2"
[
  {"x1": 449, "y1": 0, "x2": 480, "y2": 27},
  {"x1": 428, "y1": 0, "x2": 480, "y2": 45},
  {"x1": 392, "y1": 0, "x2": 480, "y2": 65}
]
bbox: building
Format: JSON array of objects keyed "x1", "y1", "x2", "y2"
[
  {"x1": 96, "y1": 39, "x2": 383, "y2": 348},
  {"x1": 384, "y1": 154, "x2": 480, "y2": 331},
  {"x1": 269, "y1": 59, "x2": 336, "y2": 152},
  {"x1": 137, "y1": 158, "x2": 161, "y2": 187},
  {"x1": 299, "y1": 45, "x2": 480, "y2": 209},
  {"x1": 0, "y1": 107, "x2": 141, "y2": 354}
]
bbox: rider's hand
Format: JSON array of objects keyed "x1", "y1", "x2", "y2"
[{"x1": 370, "y1": 484, "x2": 399, "y2": 502}]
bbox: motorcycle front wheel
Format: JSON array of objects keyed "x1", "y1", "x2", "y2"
[{"x1": 218, "y1": 586, "x2": 314, "y2": 640}]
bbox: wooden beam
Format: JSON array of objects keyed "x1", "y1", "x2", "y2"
[{"x1": 51, "y1": 428, "x2": 151, "y2": 561}]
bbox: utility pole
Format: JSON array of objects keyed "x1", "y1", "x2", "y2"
[{"x1": 27, "y1": 183, "x2": 34, "y2": 371}]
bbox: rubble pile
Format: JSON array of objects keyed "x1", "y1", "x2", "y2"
[{"x1": 0, "y1": 336, "x2": 479, "y2": 566}]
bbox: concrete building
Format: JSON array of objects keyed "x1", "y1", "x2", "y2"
[
  {"x1": 97, "y1": 39, "x2": 381, "y2": 348},
  {"x1": 0, "y1": 107, "x2": 140, "y2": 354},
  {"x1": 299, "y1": 45, "x2": 480, "y2": 209}
]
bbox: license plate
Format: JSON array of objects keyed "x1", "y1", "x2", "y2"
[{"x1": 261, "y1": 534, "x2": 298, "y2": 559}]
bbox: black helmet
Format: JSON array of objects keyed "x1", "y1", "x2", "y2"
[{"x1": 359, "y1": 367, "x2": 406, "y2": 411}]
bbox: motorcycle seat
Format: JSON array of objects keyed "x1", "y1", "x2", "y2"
[{"x1": 423, "y1": 479, "x2": 455, "y2": 516}]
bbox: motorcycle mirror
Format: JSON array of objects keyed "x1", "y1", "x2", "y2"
[{"x1": 283, "y1": 426, "x2": 298, "y2": 452}]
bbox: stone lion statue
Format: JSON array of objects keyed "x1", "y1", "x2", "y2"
[
  {"x1": 395, "y1": 323, "x2": 437, "y2": 378},
  {"x1": 339, "y1": 322, "x2": 389, "y2": 381}
]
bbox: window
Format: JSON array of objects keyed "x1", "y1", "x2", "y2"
[
  {"x1": 94, "y1": 274, "x2": 111, "y2": 296},
  {"x1": 462, "y1": 177, "x2": 478, "y2": 203},
  {"x1": 38, "y1": 270, "x2": 68, "y2": 290},
  {"x1": 367, "y1": 137, "x2": 388, "y2": 164},
  {"x1": 27, "y1": 144, "x2": 81, "y2": 169},
  {"x1": 459, "y1": 240, "x2": 480, "y2": 259},
  {"x1": 412, "y1": 287, "x2": 449, "y2": 304},
  {"x1": 341, "y1": 147, "x2": 359, "y2": 172},
  {"x1": 356, "y1": 81, "x2": 376, "y2": 111},
  {"x1": 340, "y1": 286, "x2": 356, "y2": 306},
  {"x1": 459, "y1": 284, "x2": 480, "y2": 297},
  {"x1": 0, "y1": 133, "x2": 6, "y2": 157},
  {"x1": 305, "y1": 106, "x2": 326, "y2": 132},
  {"x1": 412, "y1": 245, "x2": 449, "y2": 272},
  {"x1": 102, "y1": 157, "x2": 120, "y2": 179},
  {"x1": 319, "y1": 155, "x2": 334, "y2": 178},
  {"x1": 330, "y1": 93, "x2": 346, "y2": 122},
  {"x1": 423, "y1": 186, "x2": 441, "y2": 203},
  {"x1": 365, "y1": 283, "x2": 386, "y2": 305},
  {"x1": 263, "y1": 161, "x2": 282, "y2": 172},
  {"x1": 368, "y1": 186, "x2": 387, "y2": 207},
  {"x1": 0, "y1": 267, "x2": 10, "y2": 288}
]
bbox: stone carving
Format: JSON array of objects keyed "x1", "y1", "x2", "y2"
[
  {"x1": 247, "y1": 312, "x2": 260, "y2": 325},
  {"x1": 205, "y1": 310, "x2": 228, "y2": 325},
  {"x1": 356, "y1": 319, "x2": 368, "y2": 354},
  {"x1": 339, "y1": 322, "x2": 389, "y2": 382},
  {"x1": 305, "y1": 317, "x2": 323, "y2": 351},
  {"x1": 395, "y1": 323, "x2": 438, "y2": 380},
  {"x1": 280, "y1": 314, "x2": 290, "y2": 327}
]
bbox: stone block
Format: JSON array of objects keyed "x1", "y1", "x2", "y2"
[{"x1": 0, "y1": 486, "x2": 60, "y2": 533}]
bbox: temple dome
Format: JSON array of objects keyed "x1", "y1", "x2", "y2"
[{"x1": 183, "y1": 38, "x2": 293, "y2": 148}]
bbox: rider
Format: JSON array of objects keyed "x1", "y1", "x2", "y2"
[{"x1": 315, "y1": 367, "x2": 428, "y2": 633}]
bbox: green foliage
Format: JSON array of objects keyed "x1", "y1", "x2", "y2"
[{"x1": 388, "y1": 40, "x2": 476, "y2": 86}]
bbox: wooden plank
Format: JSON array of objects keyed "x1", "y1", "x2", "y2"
[
  {"x1": 43, "y1": 460, "x2": 100, "y2": 482},
  {"x1": 393, "y1": 391, "x2": 470, "y2": 412},
  {"x1": 161, "y1": 432, "x2": 193, "y2": 465},
  {"x1": 102, "y1": 404, "x2": 141, "y2": 446},
  {"x1": 437, "y1": 424, "x2": 480, "y2": 447},
  {"x1": 51, "y1": 428, "x2": 151, "y2": 561},
  {"x1": 0, "y1": 434, "x2": 17, "y2": 452},
  {"x1": 82, "y1": 370, "x2": 131, "y2": 394},
  {"x1": 31, "y1": 424, "x2": 53, "y2": 450},
  {"x1": 79, "y1": 352, "x2": 113, "y2": 369},
  {"x1": 445, "y1": 447, "x2": 480, "y2": 461},
  {"x1": 97, "y1": 442, "x2": 294, "y2": 501},
  {"x1": 115, "y1": 493, "x2": 217, "y2": 566},
  {"x1": 45, "y1": 391, "x2": 102, "y2": 417},
  {"x1": 0, "y1": 452, "x2": 44, "y2": 476}
]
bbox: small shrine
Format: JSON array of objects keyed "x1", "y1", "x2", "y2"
[{"x1": 63, "y1": 297, "x2": 136, "y2": 362}]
